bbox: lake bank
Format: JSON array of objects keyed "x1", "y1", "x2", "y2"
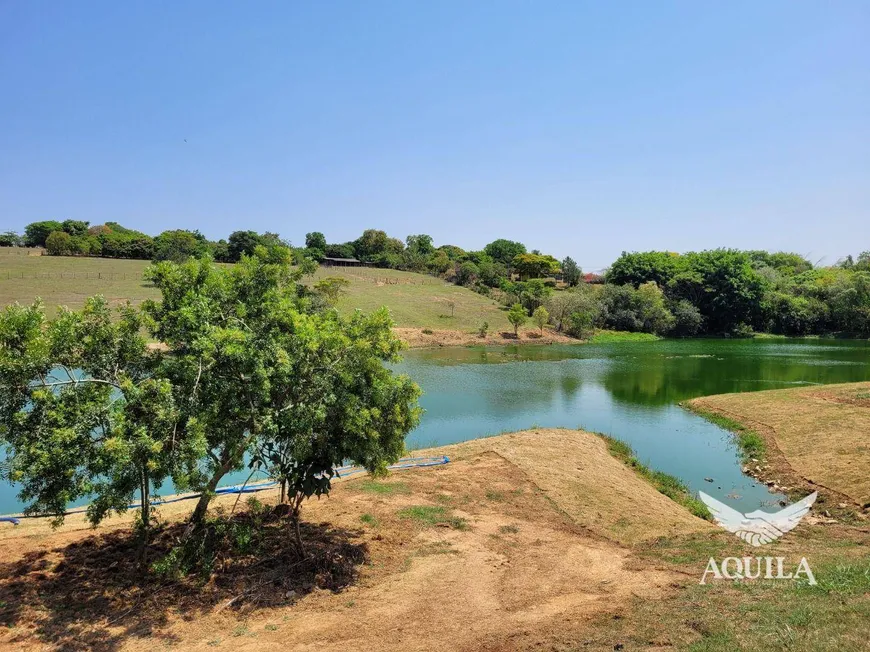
[{"x1": 3, "y1": 425, "x2": 867, "y2": 651}]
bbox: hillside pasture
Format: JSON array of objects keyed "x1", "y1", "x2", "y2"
[{"x1": 0, "y1": 251, "x2": 510, "y2": 331}]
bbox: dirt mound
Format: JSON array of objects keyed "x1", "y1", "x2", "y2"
[{"x1": 423, "y1": 429, "x2": 711, "y2": 544}]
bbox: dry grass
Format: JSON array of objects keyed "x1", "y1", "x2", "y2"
[
  {"x1": 0, "y1": 251, "x2": 510, "y2": 332},
  {"x1": 689, "y1": 382, "x2": 870, "y2": 509}
]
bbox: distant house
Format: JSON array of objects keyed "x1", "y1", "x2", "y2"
[
  {"x1": 321, "y1": 257, "x2": 364, "y2": 267},
  {"x1": 583, "y1": 272, "x2": 605, "y2": 284}
]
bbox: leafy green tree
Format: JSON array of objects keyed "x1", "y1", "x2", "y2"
[
  {"x1": 567, "y1": 310, "x2": 595, "y2": 339},
  {"x1": 44, "y1": 231, "x2": 72, "y2": 256},
  {"x1": 635, "y1": 282, "x2": 675, "y2": 334},
  {"x1": 324, "y1": 242, "x2": 356, "y2": 259},
  {"x1": 455, "y1": 261, "x2": 479, "y2": 286},
  {"x1": 532, "y1": 306, "x2": 549, "y2": 333},
  {"x1": 406, "y1": 234, "x2": 434, "y2": 256},
  {"x1": 313, "y1": 276, "x2": 351, "y2": 306},
  {"x1": 484, "y1": 239, "x2": 526, "y2": 267},
  {"x1": 305, "y1": 231, "x2": 327, "y2": 252},
  {"x1": 354, "y1": 229, "x2": 390, "y2": 260},
  {"x1": 607, "y1": 251, "x2": 681, "y2": 288},
  {"x1": 61, "y1": 219, "x2": 90, "y2": 237},
  {"x1": 0, "y1": 298, "x2": 203, "y2": 564},
  {"x1": 227, "y1": 230, "x2": 265, "y2": 262},
  {"x1": 561, "y1": 256, "x2": 581, "y2": 286},
  {"x1": 153, "y1": 229, "x2": 209, "y2": 262},
  {"x1": 670, "y1": 299, "x2": 703, "y2": 336},
  {"x1": 512, "y1": 253, "x2": 560, "y2": 280},
  {"x1": 143, "y1": 247, "x2": 421, "y2": 550},
  {"x1": 24, "y1": 221, "x2": 64, "y2": 247},
  {"x1": 670, "y1": 249, "x2": 768, "y2": 334},
  {"x1": 0, "y1": 231, "x2": 22, "y2": 247},
  {"x1": 507, "y1": 303, "x2": 528, "y2": 335}
]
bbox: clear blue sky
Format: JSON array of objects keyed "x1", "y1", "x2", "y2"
[{"x1": 1, "y1": 1, "x2": 867, "y2": 269}]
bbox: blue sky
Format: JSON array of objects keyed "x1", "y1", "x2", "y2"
[{"x1": 1, "y1": 1, "x2": 867, "y2": 270}]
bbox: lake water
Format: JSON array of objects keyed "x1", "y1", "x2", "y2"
[{"x1": 1, "y1": 338, "x2": 868, "y2": 515}]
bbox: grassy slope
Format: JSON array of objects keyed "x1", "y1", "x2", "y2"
[{"x1": 0, "y1": 251, "x2": 511, "y2": 330}]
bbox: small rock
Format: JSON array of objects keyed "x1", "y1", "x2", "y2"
[
  {"x1": 285, "y1": 590, "x2": 297, "y2": 599},
  {"x1": 704, "y1": 477, "x2": 714, "y2": 483},
  {"x1": 838, "y1": 503, "x2": 849, "y2": 509}
]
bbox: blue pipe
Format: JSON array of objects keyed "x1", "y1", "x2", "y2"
[{"x1": 2, "y1": 455, "x2": 450, "y2": 522}]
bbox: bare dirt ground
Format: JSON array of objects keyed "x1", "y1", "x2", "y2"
[
  {"x1": 0, "y1": 429, "x2": 707, "y2": 652},
  {"x1": 394, "y1": 327, "x2": 579, "y2": 348},
  {"x1": 689, "y1": 382, "x2": 870, "y2": 510}
]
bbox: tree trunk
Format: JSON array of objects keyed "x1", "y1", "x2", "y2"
[{"x1": 138, "y1": 468, "x2": 150, "y2": 571}]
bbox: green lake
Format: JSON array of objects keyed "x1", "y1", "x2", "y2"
[{"x1": 1, "y1": 338, "x2": 868, "y2": 515}]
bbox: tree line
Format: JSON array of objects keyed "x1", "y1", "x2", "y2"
[{"x1": 4, "y1": 220, "x2": 869, "y2": 337}]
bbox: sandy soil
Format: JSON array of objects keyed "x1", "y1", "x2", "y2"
[
  {"x1": 0, "y1": 429, "x2": 709, "y2": 651},
  {"x1": 689, "y1": 382, "x2": 870, "y2": 510},
  {"x1": 394, "y1": 327, "x2": 579, "y2": 348}
]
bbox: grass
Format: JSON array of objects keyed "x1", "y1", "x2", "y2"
[
  {"x1": 598, "y1": 433, "x2": 712, "y2": 520},
  {"x1": 359, "y1": 513, "x2": 379, "y2": 527},
  {"x1": 396, "y1": 505, "x2": 469, "y2": 530},
  {"x1": 358, "y1": 480, "x2": 410, "y2": 495},
  {"x1": 588, "y1": 329, "x2": 662, "y2": 343},
  {"x1": 0, "y1": 250, "x2": 511, "y2": 330},
  {"x1": 686, "y1": 405, "x2": 767, "y2": 462}
]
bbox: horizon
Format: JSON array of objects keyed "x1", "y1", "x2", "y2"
[{"x1": 1, "y1": 1, "x2": 868, "y2": 268}]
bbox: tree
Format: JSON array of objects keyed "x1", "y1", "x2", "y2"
[
  {"x1": 406, "y1": 234, "x2": 434, "y2": 256},
  {"x1": 607, "y1": 251, "x2": 681, "y2": 288},
  {"x1": 24, "y1": 221, "x2": 64, "y2": 247},
  {"x1": 0, "y1": 231, "x2": 22, "y2": 247},
  {"x1": 305, "y1": 232, "x2": 327, "y2": 252},
  {"x1": 143, "y1": 246, "x2": 422, "y2": 553},
  {"x1": 153, "y1": 229, "x2": 208, "y2": 262},
  {"x1": 44, "y1": 231, "x2": 72, "y2": 256},
  {"x1": 456, "y1": 261, "x2": 479, "y2": 286},
  {"x1": 62, "y1": 219, "x2": 90, "y2": 237},
  {"x1": 670, "y1": 299, "x2": 703, "y2": 336},
  {"x1": 0, "y1": 298, "x2": 202, "y2": 565},
  {"x1": 635, "y1": 282, "x2": 675, "y2": 335},
  {"x1": 313, "y1": 276, "x2": 351, "y2": 306},
  {"x1": 354, "y1": 229, "x2": 391, "y2": 261},
  {"x1": 484, "y1": 239, "x2": 526, "y2": 267},
  {"x1": 507, "y1": 303, "x2": 528, "y2": 336},
  {"x1": 512, "y1": 253, "x2": 560, "y2": 280},
  {"x1": 227, "y1": 230, "x2": 265, "y2": 262},
  {"x1": 561, "y1": 256, "x2": 581, "y2": 286},
  {"x1": 532, "y1": 306, "x2": 549, "y2": 333}
]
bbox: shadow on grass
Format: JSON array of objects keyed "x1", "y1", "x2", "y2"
[
  {"x1": 499, "y1": 331, "x2": 519, "y2": 340},
  {"x1": 0, "y1": 515, "x2": 367, "y2": 651}
]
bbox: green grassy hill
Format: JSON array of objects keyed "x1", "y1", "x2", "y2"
[{"x1": 0, "y1": 250, "x2": 510, "y2": 331}]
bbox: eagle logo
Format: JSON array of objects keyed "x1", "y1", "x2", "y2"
[{"x1": 699, "y1": 491, "x2": 817, "y2": 546}]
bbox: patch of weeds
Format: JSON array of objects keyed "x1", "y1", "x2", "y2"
[
  {"x1": 434, "y1": 493, "x2": 453, "y2": 504},
  {"x1": 359, "y1": 480, "x2": 410, "y2": 495},
  {"x1": 685, "y1": 406, "x2": 766, "y2": 462},
  {"x1": 359, "y1": 513, "x2": 378, "y2": 527},
  {"x1": 598, "y1": 433, "x2": 712, "y2": 520},
  {"x1": 589, "y1": 330, "x2": 661, "y2": 344},
  {"x1": 264, "y1": 624, "x2": 278, "y2": 631},
  {"x1": 206, "y1": 639, "x2": 221, "y2": 647},
  {"x1": 345, "y1": 600, "x2": 356, "y2": 607},
  {"x1": 422, "y1": 328, "x2": 434, "y2": 335},
  {"x1": 397, "y1": 505, "x2": 469, "y2": 530},
  {"x1": 232, "y1": 625, "x2": 249, "y2": 637},
  {"x1": 856, "y1": 391, "x2": 870, "y2": 399},
  {"x1": 793, "y1": 560, "x2": 870, "y2": 595},
  {"x1": 414, "y1": 541, "x2": 458, "y2": 557},
  {"x1": 498, "y1": 524, "x2": 519, "y2": 534},
  {"x1": 485, "y1": 490, "x2": 505, "y2": 501}
]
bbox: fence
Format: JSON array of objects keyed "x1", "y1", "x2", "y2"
[{"x1": 1, "y1": 270, "x2": 138, "y2": 281}]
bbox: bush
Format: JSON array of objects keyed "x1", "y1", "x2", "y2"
[
  {"x1": 507, "y1": 303, "x2": 528, "y2": 335},
  {"x1": 670, "y1": 299, "x2": 703, "y2": 336},
  {"x1": 478, "y1": 321, "x2": 489, "y2": 338},
  {"x1": 567, "y1": 311, "x2": 594, "y2": 339}
]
